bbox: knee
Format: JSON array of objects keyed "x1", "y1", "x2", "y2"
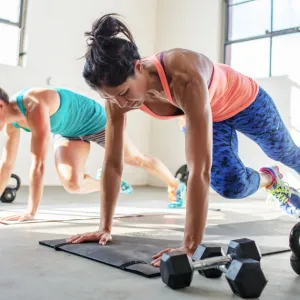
[
  {"x1": 63, "y1": 178, "x2": 81, "y2": 194},
  {"x1": 212, "y1": 181, "x2": 247, "y2": 199},
  {"x1": 213, "y1": 184, "x2": 245, "y2": 199},
  {"x1": 211, "y1": 170, "x2": 259, "y2": 199}
]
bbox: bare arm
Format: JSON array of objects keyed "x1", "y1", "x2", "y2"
[
  {"x1": 26, "y1": 102, "x2": 51, "y2": 216},
  {"x1": 170, "y1": 53, "x2": 213, "y2": 254},
  {"x1": 100, "y1": 101, "x2": 126, "y2": 232},
  {"x1": 0, "y1": 124, "x2": 20, "y2": 194},
  {"x1": 181, "y1": 78, "x2": 212, "y2": 253}
]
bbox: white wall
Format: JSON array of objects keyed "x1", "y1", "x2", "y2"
[
  {"x1": 148, "y1": 0, "x2": 224, "y2": 186},
  {"x1": 0, "y1": 0, "x2": 157, "y2": 185},
  {"x1": 155, "y1": 0, "x2": 224, "y2": 61}
]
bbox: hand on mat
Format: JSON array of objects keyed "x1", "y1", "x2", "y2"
[
  {"x1": 66, "y1": 230, "x2": 112, "y2": 245},
  {"x1": 0, "y1": 213, "x2": 34, "y2": 223},
  {"x1": 151, "y1": 247, "x2": 193, "y2": 267}
]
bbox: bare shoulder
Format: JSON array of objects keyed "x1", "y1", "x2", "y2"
[
  {"x1": 23, "y1": 88, "x2": 60, "y2": 116},
  {"x1": 161, "y1": 48, "x2": 213, "y2": 82},
  {"x1": 25, "y1": 88, "x2": 59, "y2": 104}
]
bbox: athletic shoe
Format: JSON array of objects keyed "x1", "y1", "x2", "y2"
[
  {"x1": 279, "y1": 201, "x2": 300, "y2": 218},
  {"x1": 260, "y1": 166, "x2": 290, "y2": 203},
  {"x1": 260, "y1": 166, "x2": 300, "y2": 218},
  {"x1": 167, "y1": 180, "x2": 186, "y2": 209}
]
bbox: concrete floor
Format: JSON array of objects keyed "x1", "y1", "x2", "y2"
[{"x1": 1, "y1": 186, "x2": 300, "y2": 300}]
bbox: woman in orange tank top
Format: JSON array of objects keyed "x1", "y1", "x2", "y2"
[{"x1": 67, "y1": 14, "x2": 300, "y2": 265}]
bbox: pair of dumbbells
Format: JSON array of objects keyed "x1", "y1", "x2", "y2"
[{"x1": 160, "y1": 238, "x2": 268, "y2": 299}]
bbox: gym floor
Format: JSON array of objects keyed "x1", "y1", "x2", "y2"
[{"x1": 1, "y1": 186, "x2": 300, "y2": 300}]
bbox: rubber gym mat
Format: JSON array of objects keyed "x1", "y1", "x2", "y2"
[
  {"x1": 39, "y1": 235, "x2": 181, "y2": 278},
  {"x1": 39, "y1": 216, "x2": 294, "y2": 278}
]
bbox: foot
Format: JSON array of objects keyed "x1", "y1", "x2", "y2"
[
  {"x1": 260, "y1": 166, "x2": 300, "y2": 217},
  {"x1": 168, "y1": 199, "x2": 184, "y2": 209},
  {"x1": 279, "y1": 201, "x2": 300, "y2": 218},
  {"x1": 167, "y1": 179, "x2": 186, "y2": 209},
  {"x1": 96, "y1": 168, "x2": 133, "y2": 195}
]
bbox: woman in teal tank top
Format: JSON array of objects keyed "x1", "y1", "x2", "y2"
[{"x1": 0, "y1": 87, "x2": 185, "y2": 222}]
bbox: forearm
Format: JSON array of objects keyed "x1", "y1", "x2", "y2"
[
  {"x1": 183, "y1": 171, "x2": 210, "y2": 252},
  {"x1": 28, "y1": 164, "x2": 45, "y2": 215},
  {"x1": 99, "y1": 161, "x2": 123, "y2": 232},
  {"x1": 0, "y1": 162, "x2": 14, "y2": 195}
]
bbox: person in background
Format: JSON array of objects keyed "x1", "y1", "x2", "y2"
[{"x1": 0, "y1": 86, "x2": 186, "y2": 222}]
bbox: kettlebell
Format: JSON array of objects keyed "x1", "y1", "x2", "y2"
[
  {"x1": 0, "y1": 174, "x2": 21, "y2": 203},
  {"x1": 175, "y1": 164, "x2": 189, "y2": 186},
  {"x1": 289, "y1": 221, "x2": 300, "y2": 275}
]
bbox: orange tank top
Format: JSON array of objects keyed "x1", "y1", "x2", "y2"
[{"x1": 140, "y1": 54, "x2": 259, "y2": 122}]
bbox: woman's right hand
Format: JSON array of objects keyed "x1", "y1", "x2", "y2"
[{"x1": 66, "y1": 230, "x2": 112, "y2": 245}]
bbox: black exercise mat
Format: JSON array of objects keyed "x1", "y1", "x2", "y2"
[
  {"x1": 39, "y1": 235, "x2": 182, "y2": 278},
  {"x1": 39, "y1": 216, "x2": 293, "y2": 278}
]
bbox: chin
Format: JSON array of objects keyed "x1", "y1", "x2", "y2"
[{"x1": 134, "y1": 102, "x2": 143, "y2": 108}]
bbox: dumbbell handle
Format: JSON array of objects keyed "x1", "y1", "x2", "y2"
[{"x1": 192, "y1": 255, "x2": 232, "y2": 271}]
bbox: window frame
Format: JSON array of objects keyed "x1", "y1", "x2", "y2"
[
  {"x1": 0, "y1": 0, "x2": 28, "y2": 67},
  {"x1": 224, "y1": 0, "x2": 300, "y2": 77}
]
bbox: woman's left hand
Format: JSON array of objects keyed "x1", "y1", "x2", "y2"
[{"x1": 151, "y1": 247, "x2": 194, "y2": 267}]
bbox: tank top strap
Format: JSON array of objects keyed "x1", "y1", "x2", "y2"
[
  {"x1": 142, "y1": 54, "x2": 175, "y2": 105},
  {"x1": 14, "y1": 89, "x2": 28, "y2": 116}
]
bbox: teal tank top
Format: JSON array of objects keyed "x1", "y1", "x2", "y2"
[{"x1": 12, "y1": 88, "x2": 107, "y2": 137}]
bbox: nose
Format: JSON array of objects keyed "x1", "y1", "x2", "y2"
[{"x1": 115, "y1": 96, "x2": 128, "y2": 108}]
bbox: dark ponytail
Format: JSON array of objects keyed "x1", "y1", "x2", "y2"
[{"x1": 83, "y1": 14, "x2": 141, "y2": 89}]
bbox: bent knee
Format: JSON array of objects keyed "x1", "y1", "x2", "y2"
[
  {"x1": 63, "y1": 178, "x2": 82, "y2": 194},
  {"x1": 211, "y1": 171, "x2": 259, "y2": 199},
  {"x1": 213, "y1": 185, "x2": 246, "y2": 199}
]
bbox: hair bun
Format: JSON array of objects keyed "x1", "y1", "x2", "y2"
[{"x1": 92, "y1": 15, "x2": 120, "y2": 40}]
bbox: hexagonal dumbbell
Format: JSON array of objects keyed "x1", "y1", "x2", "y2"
[
  {"x1": 160, "y1": 238, "x2": 267, "y2": 299},
  {"x1": 192, "y1": 238, "x2": 262, "y2": 278}
]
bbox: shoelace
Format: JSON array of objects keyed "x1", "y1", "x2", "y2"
[{"x1": 268, "y1": 181, "x2": 291, "y2": 204}]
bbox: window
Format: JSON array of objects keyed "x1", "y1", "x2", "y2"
[
  {"x1": 0, "y1": 0, "x2": 27, "y2": 67},
  {"x1": 225, "y1": 0, "x2": 300, "y2": 78}
]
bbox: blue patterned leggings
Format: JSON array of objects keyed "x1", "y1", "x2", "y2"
[{"x1": 183, "y1": 87, "x2": 300, "y2": 199}]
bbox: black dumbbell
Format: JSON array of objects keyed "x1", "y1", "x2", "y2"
[
  {"x1": 0, "y1": 174, "x2": 21, "y2": 203},
  {"x1": 193, "y1": 238, "x2": 262, "y2": 278},
  {"x1": 289, "y1": 222, "x2": 300, "y2": 275},
  {"x1": 160, "y1": 239, "x2": 268, "y2": 299}
]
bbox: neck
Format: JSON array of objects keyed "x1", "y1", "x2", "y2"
[
  {"x1": 6, "y1": 102, "x2": 25, "y2": 124},
  {"x1": 144, "y1": 68, "x2": 169, "y2": 103},
  {"x1": 143, "y1": 61, "x2": 162, "y2": 91}
]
